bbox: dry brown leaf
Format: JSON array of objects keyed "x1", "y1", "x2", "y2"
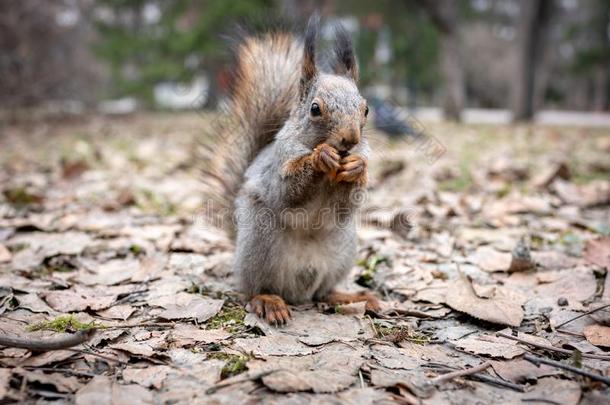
[
  {"x1": 75, "y1": 376, "x2": 153, "y2": 405},
  {"x1": 244, "y1": 310, "x2": 374, "y2": 346},
  {"x1": 467, "y1": 246, "x2": 512, "y2": 272},
  {"x1": 22, "y1": 350, "x2": 76, "y2": 367},
  {"x1": 17, "y1": 369, "x2": 82, "y2": 393},
  {"x1": 170, "y1": 324, "x2": 230, "y2": 346},
  {"x1": 41, "y1": 286, "x2": 120, "y2": 312},
  {"x1": 0, "y1": 368, "x2": 12, "y2": 399},
  {"x1": 583, "y1": 324, "x2": 610, "y2": 348},
  {"x1": 454, "y1": 334, "x2": 524, "y2": 359},
  {"x1": 122, "y1": 365, "x2": 173, "y2": 389},
  {"x1": 553, "y1": 179, "x2": 610, "y2": 207},
  {"x1": 233, "y1": 335, "x2": 317, "y2": 357},
  {"x1": 491, "y1": 359, "x2": 559, "y2": 383},
  {"x1": 15, "y1": 293, "x2": 56, "y2": 314},
  {"x1": 483, "y1": 193, "x2": 552, "y2": 219},
  {"x1": 247, "y1": 344, "x2": 365, "y2": 393},
  {"x1": 535, "y1": 267, "x2": 597, "y2": 303},
  {"x1": 78, "y1": 257, "x2": 140, "y2": 286},
  {"x1": 0, "y1": 244, "x2": 11, "y2": 263},
  {"x1": 156, "y1": 295, "x2": 223, "y2": 322},
  {"x1": 96, "y1": 304, "x2": 136, "y2": 320},
  {"x1": 532, "y1": 162, "x2": 570, "y2": 189},
  {"x1": 522, "y1": 377, "x2": 581, "y2": 405},
  {"x1": 584, "y1": 236, "x2": 610, "y2": 269},
  {"x1": 446, "y1": 275, "x2": 525, "y2": 327},
  {"x1": 109, "y1": 333, "x2": 168, "y2": 358}
]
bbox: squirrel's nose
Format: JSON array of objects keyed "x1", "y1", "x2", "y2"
[{"x1": 339, "y1": 127, "x2": 360, "y2": 151}]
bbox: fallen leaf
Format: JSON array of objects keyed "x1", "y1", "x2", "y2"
[
  {"x1": 454, "y1": 334, "x2": 524, "y2": 359},
  {"x1": 156, "y1": 295, "x2": 223, "y2": 322},
  {"x1": 535, "y1": 267, "x2": 597, "y2": 304},
  {"x1": 584, "y1": 237, "x2": 610, "y2": 269},
  {"x1": 41, "y1": 287, "x2": 120, "y2": 312},
  {"x1": 110, "y1": 333, "x2": 167, "y2": 357},
  {"x1": 7, "y1": 232, "x2": 93, "y2": 270},
  {"x1": 0, "y1": 244, "x2": 11, "y2": 263},
  {"x1": 521, "y1": 377, "x2": 581, "y2": 405},
  {"x1": 583, "y1": 324, "x2": 610, "y2": 348},
  {"x1": 23, "y1": 350, "x2": 76, "y2": 367},
  {"x1": 15, "y1": 293, "x2": 56, "y2": 314},
  {"x1": 244, "y1": 310, "x2": 374, "y2": 346},
  {"x1": 233, "y1": 335, "x2": 317, "y2": 357},
  {"x1": 553, "y1": 179, "x2": 610, "y2": 207},
  {"x1": 17, "y1": 369, "x2": 82, "y2": 392},
  {"x1": 446, "y1": 275, "x2": 525, "y2": 327},
  {"x1": 0, "y1": 368, "x2": 12, "y2": 399},
  {"x1": 247, "y1": 343, "x2": 364, "y2": 393},
  {"x1": 491, "y1": 359, "x2": 559, "y2": 383},
  {"x1": 75, "y1": 376, "x2": 153, "y2": 405},
  {"x1": 170, "y1": 324, "x2": 230, "y2": 346},
  {"x1": 122, "y1": 365, "x2": 173, "y2": 389},
  {"x1": 532, "y1": 162, "x2": 570, "y2": 189},
  {"x1": 78, "y1": 257, "x2": 140, "y2": 286},
  {"x1": 96, "y1": 304, "x2": 136, "y2": 320},
  {"x1": 467, "y1": 246, "x2": 511, "y2": 272}
]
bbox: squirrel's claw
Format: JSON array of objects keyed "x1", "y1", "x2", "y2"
[
  {"x1": 249, "y1": 294, "x2": 291, "y2": 326},
  {"x1": 336, "y1": 155, "x2": 367, "y2": 185},
  {"x1": 312, "y1": 143, "x2": 340, "y2": 179}
]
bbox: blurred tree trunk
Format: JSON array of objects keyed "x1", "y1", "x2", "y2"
[
  {"x1": 415, "y1": 0, "x2": 464, "y2": 121},
  {"x1": 592, "y1": 0, "x2": 610, "y2": 111},
  {"x1": 512, "y1": 0, "x2": 553, "y2": 121}
]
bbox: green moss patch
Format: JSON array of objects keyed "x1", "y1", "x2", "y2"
[
  {"x1": 209, "y1": 352, "x2": 249, "y2": 379},
  {"x1": 27, "y1": 315, "x2": 103, "y2": 333}
]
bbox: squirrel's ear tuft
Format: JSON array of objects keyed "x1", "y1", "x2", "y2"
[
  {"x1": 332, "y1": 24, "x2": 359, "y2": 83},
  {"x1": 300, "y1": 13, "x2": 319, "y2": 98}
]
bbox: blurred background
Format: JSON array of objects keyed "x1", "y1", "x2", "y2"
[{"x1": 1, "y1": 0, "x2": 609, "y2": 123}]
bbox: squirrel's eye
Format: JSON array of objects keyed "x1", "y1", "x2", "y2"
[
  {"x1": 310, "y1": 102, "x2": 321, "y2": 117},
  {"x1": 364, "y1": 106, "x2": 369, "y2": 117}
]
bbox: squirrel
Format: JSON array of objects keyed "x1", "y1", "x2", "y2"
[{"x1": 201, "y1": 15, "x2": 380, "y2": 325}]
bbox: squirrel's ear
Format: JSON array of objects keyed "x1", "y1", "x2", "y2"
[
  {"x1": 300, "y1": 13, "x2": 319, "y2": 98},
  {"x1": 332, "y1": 24, "x2": 359, "y2": 83}
]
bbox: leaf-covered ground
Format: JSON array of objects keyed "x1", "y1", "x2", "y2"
[{"x1": 0, "y1": 112, "x2": 609, "y2": 404}]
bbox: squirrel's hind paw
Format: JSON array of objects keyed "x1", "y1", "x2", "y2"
[
  {"x1": 249, "y1": 294, "x2": 292, "y2": 326},
  {"x1": 322, "y1": 290, "x2": 381, "y2": 312}
]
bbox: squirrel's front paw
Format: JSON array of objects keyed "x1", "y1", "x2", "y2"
[
  {"x1": 311, "y1": 143, "x2": 340, "y2": 180},
  {"x1": 336, "y1": 154, "x2": 368, "y2": 186}
]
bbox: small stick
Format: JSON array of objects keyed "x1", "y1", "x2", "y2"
[
  {"x1": 0, "y1": 329, "x2": 96, "y2": 351},
  {"x1": 430, "y1": 361, "x2": 492, "y2": 385},
  {"x1": 554, "y1": 303, "x2": 610, "y2": 329},
  {"x1": 497, "y1": 331, "x2": 610, "y2": 361},
  {"x1": 523, "y1": 353, "x2": 610, "y2": 386}
]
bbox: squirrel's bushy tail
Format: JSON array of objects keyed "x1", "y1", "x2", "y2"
[{"x1": 200, "y1": 31, "x2": 302, "y2": 237}]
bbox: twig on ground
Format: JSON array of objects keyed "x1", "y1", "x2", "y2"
[
  {"x1": 426, "y1": 361, "x2": 524, "y2": 391},
  {"x1": 206, "y1": 369, "x2": 282, "y2": 394},
  {"x1": 523, "y1": 353, "x2": 610, "y2": 386},
  {"x1": 521, "y1": 399, "x2": 562, "y2": 405},
  {"x1": 430, "y1": 361, "x2": 492, "y2": 385},
  {"x1": 21, "y1": 366, "x2": 97, "y2": 377},
  {"x1": 0, "y1": 329, "x2": 96, "y2": 351},
  {"x1": 554, "y1": 303, "x2": 610, "y2": 329},
  {"x1": 105, "y1": 322, "x2": 175, "y2": 329},
  {"x1": 497, "y1": 331, "x2": 610, "y2": 361}
]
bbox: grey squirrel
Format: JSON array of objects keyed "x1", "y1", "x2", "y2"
[{"x1": 202, "y1": 15, "x2": 379, "y2": 325}]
